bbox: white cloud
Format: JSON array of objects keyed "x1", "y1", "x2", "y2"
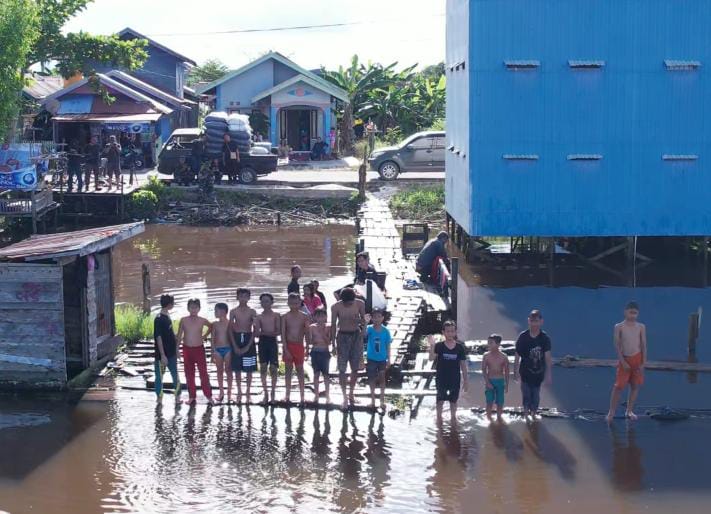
[{"x1": 64, "y1": 0, "x2": 446, "y2": 70}]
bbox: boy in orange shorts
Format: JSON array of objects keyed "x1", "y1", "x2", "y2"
[
  {"x1": 281, "y1": 292, "x2": 311, "y2": 404},
  {"x1": 607, "y1": 301, "x2": 647, "y2": 423}
]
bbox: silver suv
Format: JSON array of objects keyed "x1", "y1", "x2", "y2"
[{"x1": 367, "y1": 131, "x2": 445, "y2": 180}]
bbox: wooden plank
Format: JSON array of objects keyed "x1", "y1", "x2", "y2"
[
  {"x1": 0, "y1": 263, "x2": 63, "y2": 282},
  {"x1": 0, "y1": 310, "x2": 63, "y2": 323},
  {"x1": 0, "y1": 321, "x2": 65, "y2": 337},
  {"x1": 0, "y1": 281, "x2": 62, "y2": 303}
]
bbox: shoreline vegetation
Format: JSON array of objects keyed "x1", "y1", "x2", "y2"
[
  {"x1": 389, "y1": 185, "x2": 445, "y2": 223},
  {"x1": 129, "y1": 177, "x2": 360, "y2": 226}
]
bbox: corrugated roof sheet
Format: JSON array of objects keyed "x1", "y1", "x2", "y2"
[
  {"x1": 52, "y1": 113, "x2": 163, "y2": 122},
  {"x1": 0, "y1": 222, "x2": 144, "y2": 262},
  {"x1": 22, "y1": 75, "x2": 64, "y2": 100}
]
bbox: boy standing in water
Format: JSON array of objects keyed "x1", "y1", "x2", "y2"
[
  {"x1": 366, "y1": 308, "x2": 391, "y2": 410},
  {"x1": 153, "y1": 294, "x2": 180, "y2": 400},
  {"x1": 308, "y1": 307, "x2": 331, "y2": 404},
  {"x1": 211, "y1": 303, "x2": 233, "y2": 403},
  {"x1": 177, "y1": 299, "x2": 213, "y2": 405},
  {"x1": 254, "y1": 293, "x2": 281, "y2": 405},
  {"x1": 282, "y1": 292, "x2": 311, "y2": 404},
  {"x1": 514, "y1": 310, "x2": 553, "y2": 419},
  {"x1": 230, "y1": 288, "x2": 257, "y2": 404},
  {"x1": 607, "y1": 302, "x2": 647, "y2": 422},
  {"x1": 482, "y1": 334, "x2": 510, "y2": 421},
  {"x1": 428, "y1": 321, "x2": 468, "y2": 424}
]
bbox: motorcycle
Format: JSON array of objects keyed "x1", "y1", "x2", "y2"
[{"x1": 120, "y1": 146, "x2": 144, "y2": 170}]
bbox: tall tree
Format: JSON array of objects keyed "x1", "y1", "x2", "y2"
[
  {"x1": 29, "y1": 0, "x2": 147, "y2": 77},
  {"x1": 188, "y1": 59, "x2": 229, "y2": 86},
  {"x1": 0, "y1": 0, "x2": 39, "y2": 139}
]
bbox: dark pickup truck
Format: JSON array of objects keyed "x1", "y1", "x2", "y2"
[{"x1": 157, "y1": 128, "x2": 277, "y2": 184}]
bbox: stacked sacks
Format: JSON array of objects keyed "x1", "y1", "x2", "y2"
[
  {"x1": 226, "y1": 113, "x2": 252, "y2": 154},
  {"x1": 204, "y1": 111, "x2": 229, "y2": 157}
]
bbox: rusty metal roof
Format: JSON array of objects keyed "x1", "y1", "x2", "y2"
[{"x1": 0, "y1": 222, "x2": 144, "y2": 262}]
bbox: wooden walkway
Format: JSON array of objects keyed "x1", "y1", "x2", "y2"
[{"x1": 357, "y1": 196, "x2": 448, "y2": 367}]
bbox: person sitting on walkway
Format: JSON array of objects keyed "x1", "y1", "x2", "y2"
[
  {"x1": 310, "y1": 137, "x2": 328, "y2": 160},
  {"x1": 416, "y1": 231, "x2": 450, "y2": 284}
]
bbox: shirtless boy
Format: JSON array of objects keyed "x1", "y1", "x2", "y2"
[
  {"x1": 308, "y1": 308, "x2": 331, "y2": 404},
  {"x1": 176, "y1": 298, "x2": 213, "y2": 405},
  {"x1": 331, "y1": 287, "x2": 366, "y2": 409},
  {"x1": 254, "y1": 293, "x2": 281, "y2": 404},
  {"x1": 482, "y1": 334, "x2": 510, "y2": 422},
  {"x1": 211, "y1": 303, "x2": 233, "y2": 403},
  {"x1": 230, "y1": 288, "x2": 257, "y2": 404},
  {"x1": 607, "y1": 302, "x2": 647, "y2": 423},
  {"x1": 281, "y1": 292, "x2": 311, "y2": 404}
]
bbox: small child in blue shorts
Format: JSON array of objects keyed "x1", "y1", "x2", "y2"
[
  {"x1": 482, "y1": 334, "x2": 510, "y2": 422},
  {"x1": 366, "y1": 308, "x2": 391, "y2": 410}
]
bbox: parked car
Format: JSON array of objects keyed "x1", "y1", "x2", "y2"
[
  {"x1": 367, "y1": 131, "x2": 445, "y2": 180},
  {"x1": 157, "y1": 128, "x2": 278, "y2": 184}
]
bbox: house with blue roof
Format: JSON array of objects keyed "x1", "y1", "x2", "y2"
[{"x1": 197, "y1": 52, "x2": 348, "y2": 150}]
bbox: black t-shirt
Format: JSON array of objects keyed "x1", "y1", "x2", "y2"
[
  {"x1": 515, "y1": 330, "x2": 551, "y2": 385},
  {"x1": 84, "y1": 143, "x2": 101, "y2": 164},
  {"x1": 434, "y1": 341, "x2": 466, "y2": 383},
  {"x1": 153, "y1": 313, "x2": 177, "y2": 360},
  {"x1": 355, "y1": 264, "x2": 377, "y2": 284},
  {"x1": 287, "y1": 278, "x2": 300, "y2": 295}
]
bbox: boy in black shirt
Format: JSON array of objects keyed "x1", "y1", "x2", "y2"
[
  {"x1": 154, "y1": 294, "x2": 180, "y2": 400},
  {"x1": 428, "y1": 320, "x2": 468, "y2": 424},
  {"x1": 288, "y1": 265, "x2": 302, "y2": 295},
  {"x1": 514, "y1": 309, "x2": 552, "y2": 419}
]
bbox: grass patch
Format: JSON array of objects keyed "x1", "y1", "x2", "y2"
[
  {"x1": 115, "y1": 304, "x2": 153, "y2": 343},
  {"x1": 389, "y1": 185, "x2": 445, "y2": 221}
]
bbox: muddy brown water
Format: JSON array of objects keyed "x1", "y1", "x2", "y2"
[{"x1": 1, "y1": 224, "x2": 710, "y2": 514}]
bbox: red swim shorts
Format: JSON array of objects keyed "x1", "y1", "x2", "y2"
[
  {"x1": 614, "y1": 352, "x2": 644, "y2": 389},
  {"x1": 284, "y1": 342, "x2": 305, "y2": 366}
]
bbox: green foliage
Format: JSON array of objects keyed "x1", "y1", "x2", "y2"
[
  {"x1": 429, "y1": 118, "x2": 445, "y2": 131},
  {"x1": 128, "y1": 190, "x2": 159, "y2": 220},
  {"x1": 115, "y1": 304, "x2": 153, "y2": 343},
  {"x1": 0, "y1": 0, "x2": 39, "y2": 139},
  {"x1": 187, "y1": 59, "x2": 228, "y2": 86},
  {"x1": 390, "y1": 185, "x2": 445, "y2": 220},
  {"x1": 249, "y1": 110, "x2": 270, "y2": 138},
  {"x1": 322, "y1": 56, "x2": 446, "y2": 155},
  {"x1": 29, "y1": 1, "x2": 147, "y2": 77},
  {"x1": 143, "y1": 175, "x2": 166, "y2": 203}
]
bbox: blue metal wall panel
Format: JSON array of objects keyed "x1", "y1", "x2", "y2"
[
  {"x1": 448, "y1": 0, "x2": 711, "y2": 236},
  {"x1": 57, "y1": 95, "x2": 94, "y2": 114}
]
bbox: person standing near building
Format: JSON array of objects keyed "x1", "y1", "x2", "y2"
[
  {"x1": 66, "y1": 140, "x2": 83, "y2": 193},
  {"x1": 222, "y1": 133, "x2": 240, "y2": 184},
  {"x1": 513, "y1": 310, "x2": 553, "y2": 419},
  {"x1": 84, "y1": 135, "x2": 101, "y2": 191},
  {"x1": 192, "y1": 133, "x2": 206, "y2": 176},
  {"x1": 103, "y1": 135, "x2": 121, "y2": 188}
]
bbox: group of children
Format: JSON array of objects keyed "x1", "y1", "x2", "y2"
[
  {"x1": 155, "y1": 276, "x2": 648, "y2": 424},
  {"x1": 153, "y1": 283, "x2": 392, "y2": 410}
]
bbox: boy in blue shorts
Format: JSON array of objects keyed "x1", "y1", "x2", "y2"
[
  {"x1": 308, "y1": 307, "x2": 331, "y2": 404},
  {"x1": 366, "y1": 308, "x2": 391, "y2": 410},
  {"x1": 482, "y1": 333, "x2": 510, "y2": 422},
  {"x1": 211, "y1": 303, "x2": 233, "y2": 403}
]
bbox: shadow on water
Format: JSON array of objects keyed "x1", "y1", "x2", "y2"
[{"x1": 523, "y1": 421, "x2": 577, "y2": 481}]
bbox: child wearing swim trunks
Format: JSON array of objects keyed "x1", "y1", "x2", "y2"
[
  {"x1": 230, "y1": 288, "x2": 257, "y2": 404},
  {"x1": 282, "y1": 292, "x2": 311, "y2": 404},
  {"x1": 211, "y1": 303, "x2": 233, "y2": 403},
  {"x1": 607, "y1": 302, "x2": 647, "y2": 423},
  {"x1": 482, "y1": 334, "x2": 510, "y2": 422},
  {"x1": 308, "y1": 307, "x2": 331, "y2": 404},
  {"x1": 366, "y1": 308, "x2": 391, "y2": 410},
  {"x1": 428, "y1": 321, "x2": 468, "y2": 424},
  {"x1": 254, "y1": 293, "x2": 281, "y2": 405}
]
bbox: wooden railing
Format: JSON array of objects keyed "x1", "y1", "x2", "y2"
[{"x1": 0, "y1": 188, "x2": 53, "y2": 215}]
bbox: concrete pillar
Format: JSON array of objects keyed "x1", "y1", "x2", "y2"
[{"x1": 323, "y1": 106, "x2": 331, "y2": 142}]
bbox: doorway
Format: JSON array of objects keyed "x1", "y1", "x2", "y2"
[{"x1": 280, "y1": 108, "x2": 317, "y2": 151}]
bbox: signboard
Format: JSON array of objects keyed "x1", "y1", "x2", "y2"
[
  {"x1": 0, "y1": 143, "x2": 42, "y2": 190},
  {"x1": 103, "y1": 122, "x2": 151, "y2": 134}
]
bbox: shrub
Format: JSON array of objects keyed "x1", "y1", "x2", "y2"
[
  {"x1": 115, "y1": 304, "x2": 153, "y2": 343},
  {"x1": 390, "y1": 185, "x2": 445, "y2": 220},
  {"x1": 127, "y1": 190, "x2": 159, "y2": 220},
  {"x1": 143, "y1": 176, "x2": 166, "y2": 203}
]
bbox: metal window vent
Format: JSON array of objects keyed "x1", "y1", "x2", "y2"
[
  {"x1": 568, "y1": 60, "x2": 605, "y2": 69},
  {"x1": 504, "y1": 60, "x2": 540, "y2": 70},
  {"x1": 664, "y1": 60, "x2": 701, "y2": 70},
  {"x1": 662, "y1": 154, "x2": 698, "y2": 161},
  {"x1": 503, "y1": 154, "x2": 539, "y2": 161},
  {"x1": 567, "y1": 154, "x2": 603, "y2": 161},
  {"x1": 448, "y1": 60, "x2": 466, "y2": 72}
]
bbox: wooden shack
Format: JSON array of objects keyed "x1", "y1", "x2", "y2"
[{"x1": 0, "y1": 222, "x2": 144, "y2": 389}]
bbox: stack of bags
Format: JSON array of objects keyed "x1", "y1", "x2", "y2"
[
  {"x1": 226, "y1": 113, "x2": 252, "y2": 154},
  {"x1": 204, "y1": 111, "x2": 229, "y2": 157}
]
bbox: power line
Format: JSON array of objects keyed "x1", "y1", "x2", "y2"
[{"x1": 146, "y1": 14, "x2": 444, "y2": 37}]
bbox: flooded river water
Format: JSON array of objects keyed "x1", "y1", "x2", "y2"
[{"x1": 1, "y1": 224, "x2": 710, "y2": 513}]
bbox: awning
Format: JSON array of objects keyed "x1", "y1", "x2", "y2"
[{"x1": 52, "y1": 113, "x2": 163, "y2": 123}]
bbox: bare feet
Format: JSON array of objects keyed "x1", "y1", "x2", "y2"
[
  {"x1": 235, "y1": 393, "x2": 242, "y2": 405},
  {"x1": 626, "y1": 411, "x2": 638, "y2": 421},
  {"x1": 606, "y1": 411, "x2": 615, "y2": 424},
  {"x1": 259, "y1": 394, "x2": 269, "y2": 406}
]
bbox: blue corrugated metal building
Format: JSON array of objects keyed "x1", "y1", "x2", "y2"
[{"x1": 446, "y1": 0, "x2": 711, "y2": 237}]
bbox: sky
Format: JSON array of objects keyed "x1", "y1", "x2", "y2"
[{"x1": 64, "y1": 0, "x2": 446, "y2": 71}]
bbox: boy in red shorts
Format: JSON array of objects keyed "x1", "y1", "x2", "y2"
[
  {"x1": 607, "y1": 301, "x2": 647, "y2": 423},
  {"x1": 281, "y1": 292, "x2": 311, "y2": 404}
]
